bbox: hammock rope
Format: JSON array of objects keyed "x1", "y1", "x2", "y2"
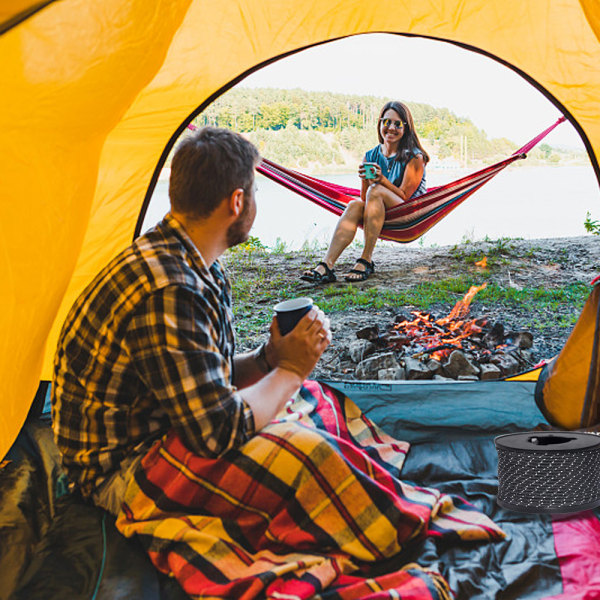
[{"x1": 255, "y1": 116, "x2": 566, "y2": 243}]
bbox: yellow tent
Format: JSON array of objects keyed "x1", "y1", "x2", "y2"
[{"x1": 1, "y1": 0, "x2": 600, "y2": 460}]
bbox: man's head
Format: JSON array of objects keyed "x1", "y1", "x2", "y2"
[{"x1": 169, "y1": 127, "x2": 260, "y2": 246}]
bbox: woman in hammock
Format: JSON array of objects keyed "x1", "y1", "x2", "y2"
[{"x1": 301, "y1": 101, "x2": 429, "y2": 282}]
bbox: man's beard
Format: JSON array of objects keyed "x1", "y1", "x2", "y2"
[{"x1": 226, "y1": 198, "x2": 254, "y2": 248}]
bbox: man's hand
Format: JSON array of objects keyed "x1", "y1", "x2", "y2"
[{"x1": 265, "y1": 306, "x2": 331, "y2": 380}]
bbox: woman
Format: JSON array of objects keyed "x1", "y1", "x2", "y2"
[{"x1": 301, "y1": 101, "x2": 429, "y2": 283}]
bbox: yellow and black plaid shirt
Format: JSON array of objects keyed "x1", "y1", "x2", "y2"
[{"x1": 52, "y1": 213, "x2": 255, "y2": 497}]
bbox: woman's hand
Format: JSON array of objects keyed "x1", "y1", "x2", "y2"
[{"x1": 358, "y1": 163, "x2": 383, "y2": 184}]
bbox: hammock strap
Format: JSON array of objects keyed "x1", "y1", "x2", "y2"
[{"x1": 514, "y1": 116, "x2": 566, "y2": 155}]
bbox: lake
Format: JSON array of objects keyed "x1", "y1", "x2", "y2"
[{"x1": 143, "y1": 165, "x2": 600, "y2": 249}]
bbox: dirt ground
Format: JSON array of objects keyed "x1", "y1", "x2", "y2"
[{"x1": 265, "y1": 235, "x2": 600, "y2": 380}]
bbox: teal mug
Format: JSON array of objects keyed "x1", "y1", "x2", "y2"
[{"x1": 363, "y1": 162, "x2": 378, "y2": 180}]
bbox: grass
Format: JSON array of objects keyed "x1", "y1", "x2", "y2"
[
  {"x1": 223, "y1": 239, "x2": 591, "y2": 339},
  {"x1": 449, "y1": 236, "x2": 522, "y2": 267}
]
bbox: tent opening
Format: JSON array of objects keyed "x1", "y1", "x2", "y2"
[{"x1": 138, "y1": 34, "x2": 595, "y2": 252}]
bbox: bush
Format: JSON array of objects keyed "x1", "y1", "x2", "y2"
[{"x1": 584, "y1": 212, "x2": 600, "y2": 235}]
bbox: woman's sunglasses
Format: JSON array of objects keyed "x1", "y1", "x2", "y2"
[{"x1": 379, "y1": 118, "x2": 405, "y2": 129}]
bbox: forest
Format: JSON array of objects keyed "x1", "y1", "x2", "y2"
[{"x1": 193, "y1": 88, "x2": 584, "y2": 171}]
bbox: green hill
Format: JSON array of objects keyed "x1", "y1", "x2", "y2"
[{"x1": 192, "y1": 88, "x2": 585, "y2": 171}]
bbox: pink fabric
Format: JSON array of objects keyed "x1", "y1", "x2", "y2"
[
  {"x1": 543, "y1": 511, "x2": 600, "y2": 599},
  {"x1": 515, "y1": 116, "x2": 567, "y2": 155}
]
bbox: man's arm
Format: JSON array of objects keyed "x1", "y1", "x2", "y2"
[
  {"x1": 127, "y1": 287, "x2": 330, "y2": 456},
  {"x1": 232, "y1": 346, "x2": 272, "y2": 389},
  {"x1": 236, "y1": 307, "x2": 331, "y2": 431},
  {"x1": 126, "y1": 285, "x2": 258, "y2": 458}
]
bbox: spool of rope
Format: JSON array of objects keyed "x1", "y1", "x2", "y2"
[{"x1": 495, "y1": 431, "x2": 600, "y2": 514}]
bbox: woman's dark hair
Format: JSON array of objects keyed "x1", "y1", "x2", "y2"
[
  {"x1": 169, "y1": 126, "x2": 260, "y2": 218},
  {"x1": 377, "y1": 101, "x2": 429, "y2": 164}
]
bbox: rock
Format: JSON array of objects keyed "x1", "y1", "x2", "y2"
[
  {"x1": 519, "y1": 349, "x2": 536, "y2": 363},
  {"x1": 433, "y1": 374, "x2": 454, "y2": 381},
  {"x1": 442, "y1": 350, "x2": 481, "y2": 378},
  {"x1": 394, "y1": 312, "x2": 414, "y2": 324},
  {"x1": 480, "y1": 363, "x2": 502, "y2": 380},
  {"x1": 356, "y1": 325, "x2": 379, "y2": 341},
  {"x1": 378, "y1": 366, "x2": 406, "y2": 380},
  {"x1": 426, "y1": 359, "x2": 442, "y2": 376},
  {"x1": 514, "y1": 331, "x2": 534, "y2": 349},
  {"x1": 458, "y1": 375, "x2": 479, "y2": 381},
  {"x1": 338, "y1": 361, "x2": 356, "y2": 375},
  {"x1": 349, "y1": 339, "x2": 376, "y2": 363},
  {"x1": 355, "y1": 352, "x2": 400, "y2": 380},
  {"x1": 490, "y1": 353, "x2": 521, "y2": 376},
  {"x1": 483, "y1": 322, "x2": 505, "y2": 348},
  {"x1": 404, "y1": 356, "x2": 434, "y2": 380},
  {"x1": 385, "y1": 331, "x2": 411, "y2": 347}
]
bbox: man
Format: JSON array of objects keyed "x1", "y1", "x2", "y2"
[
  {"x1": 52, "y1": 126, "x2": 331, "y2": 513},
  {"x1": 52, "y1": 127, "x2": 500, "y2": 600}
]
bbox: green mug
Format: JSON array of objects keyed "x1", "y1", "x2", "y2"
[{"x1": 363, "y1": 162, "x2": 378, "y2": 180}]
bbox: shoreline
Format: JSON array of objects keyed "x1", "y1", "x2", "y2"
[{"x1": 158, "y1": 161, "x2": 593, "y2": 182}]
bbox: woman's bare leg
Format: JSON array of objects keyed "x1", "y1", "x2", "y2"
[
  {"x1": 346, "y1": 185, "x2": 403, "y2": 280},
  {"x1": 303, "y1": 200, "x2": 365, "y2": 276},
  {"x1": 323, "y1": 200, "x2": 366, "y2": 266}
]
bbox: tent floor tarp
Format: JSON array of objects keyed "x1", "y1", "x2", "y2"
[{"x1": 2, "y1": 379, "x2": 599, "y2": 599}]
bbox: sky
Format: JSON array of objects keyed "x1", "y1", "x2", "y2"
[{"x1": 239, "y1": 33, "x2": 584, "y2": 150}]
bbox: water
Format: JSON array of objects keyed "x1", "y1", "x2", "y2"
[{"x1": 143, "y1": 165, "x2": 600, "y2": 249}]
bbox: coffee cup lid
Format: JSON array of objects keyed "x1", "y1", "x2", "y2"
[{"x1": 274, "y1": 297, "x2": 313, "y2": 312}]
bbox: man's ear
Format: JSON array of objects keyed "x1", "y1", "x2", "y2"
[{"x1": 228, "y1": 188, "x2": 245, "y2": 217}]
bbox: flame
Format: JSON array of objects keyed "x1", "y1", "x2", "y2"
[
  {"x1": 441, "y1": 283, "x2": 487, "y2": 322},
  {"x1": 391, "y1": 284, "x2": 488, "y2": 361},
  {"x1": 475, "y1": 256, "x2": 488, "y2": 268}
]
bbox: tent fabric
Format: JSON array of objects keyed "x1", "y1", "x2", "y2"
[
  {"x1": 256, "y1": 117, "x2": 565, "y2": 243},
  {"x1": 1, "y1": 1, "x2": 600, "y2": 468},
  {"x1": 6, "y1": 378, "x2": 600, "y2": 598},
  {"x1": 535, "y1": 281, "x2": 600, "y2": 429}
]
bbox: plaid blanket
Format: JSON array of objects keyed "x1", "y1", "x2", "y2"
[{"x1": 116, "y1": 381, "x2": 504, "y2": 599}]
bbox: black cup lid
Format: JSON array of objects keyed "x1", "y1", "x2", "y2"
[{"x1": 495, "y1": 431, "x2": 600, "y2": 452}]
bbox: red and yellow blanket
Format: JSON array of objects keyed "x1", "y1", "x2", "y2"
[{"x1": 116, "y1": 381, "x2": 504, "y2": 599}]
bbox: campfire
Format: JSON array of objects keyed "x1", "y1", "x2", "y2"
[
  {"x1": 348, "y1": 283, "x2": 536, "y2": 381},
  {"x1": 388, "y1": 284, "x2": 489, "y2": 362}
]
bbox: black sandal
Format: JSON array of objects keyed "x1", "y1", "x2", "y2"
[
  {"x1": 300, "y1": 261, "x2": 337, "y2": 284},
  {"x1": 344, "y1": 258, "x2": 375, "y2": 282}
]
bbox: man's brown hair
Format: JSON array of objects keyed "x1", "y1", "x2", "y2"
[{"x1": 169, "y1": 127, "x2": 260, "y2": 218}]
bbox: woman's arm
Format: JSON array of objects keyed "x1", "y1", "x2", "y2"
[
  {"x1": 360, "y1": 177, "x2": 370, "y2": 201},
  {"x1": 373, "y1": 154, "x2": 425, "y2": 202},
  {"x1": 358, "y1": 159, "x2": 370, "y2": 201}
]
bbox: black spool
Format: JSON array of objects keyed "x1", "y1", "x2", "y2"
[{"x1": 495, "y1": 431, "x2": 600, "y2": 514}]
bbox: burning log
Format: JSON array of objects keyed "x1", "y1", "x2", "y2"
[{"x1": 350, "y1": 283, "x2": 537, "y2": 382}]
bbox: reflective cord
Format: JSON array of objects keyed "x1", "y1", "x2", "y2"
[{"x1": 91, "y1": 513, "x2": 107, "y2": 600}]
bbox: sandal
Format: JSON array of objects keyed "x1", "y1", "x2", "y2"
[
  {"x1": 300, "y1": 261, "x2": 337, "y2": 284},
  {"x1": 344, "y1": 258, "x2": 375, "y2": 282}
]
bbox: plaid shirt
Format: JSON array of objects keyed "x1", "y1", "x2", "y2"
[{"x1": 52, "y1": 214, "x2": 255, "y2": 497}]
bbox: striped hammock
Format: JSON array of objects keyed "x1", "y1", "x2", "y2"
[{"x1": 256, "y1": 117, "x2": 566, "y2": 243}]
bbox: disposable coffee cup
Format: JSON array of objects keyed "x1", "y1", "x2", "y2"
[
  {"x1": 274, "y1": 297, "x2": 313, "y2": 335},
  {"x1": 363, "y1": 162, "x2": 378, "y2": 180}
]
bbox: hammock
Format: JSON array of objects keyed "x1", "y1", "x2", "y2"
[{"x1": 256, "y1": 117, "x2": 566, "y2": 243}]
